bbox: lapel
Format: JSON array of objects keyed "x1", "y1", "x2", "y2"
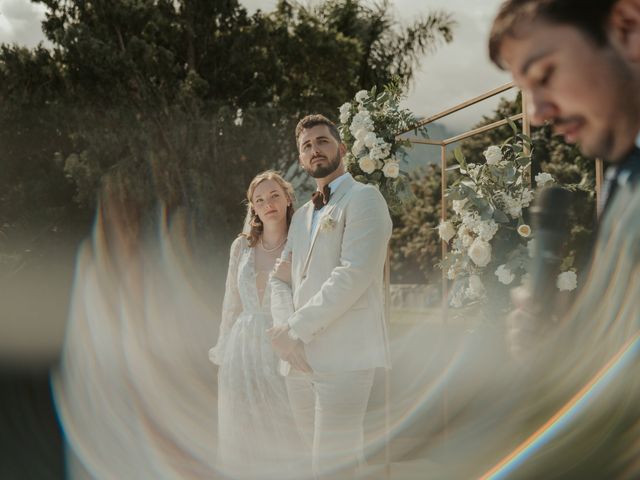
[{"x1": 300, "y1": 175, "x2": 355, "y2": 277}]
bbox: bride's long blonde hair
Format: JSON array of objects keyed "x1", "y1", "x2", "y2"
[{"x1": 241, "y1": 171, "x2": 295, "y2": 247}]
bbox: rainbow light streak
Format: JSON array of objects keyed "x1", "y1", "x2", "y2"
[{"x1": 480, "y1": 331, "x2": 640, "y2": 480}]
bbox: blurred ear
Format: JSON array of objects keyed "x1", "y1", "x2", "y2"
[
  {"x1": 609, "y1": 0, "x2": 640, "y2": 61},
  {"x1": 338, "y1": 143, "x2": 347, "y2": 158}
]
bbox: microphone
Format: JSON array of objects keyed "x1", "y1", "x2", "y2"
[{"x1": 528, "y1": 186, "x2": 572, "y2": 319}]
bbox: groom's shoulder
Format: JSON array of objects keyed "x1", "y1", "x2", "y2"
[
  {"x1": 291, "y1": 202, "x2": 310, "y2": 223},
  {"x1": 348, "y1": 181, "x2": 386, "y2": 204}
]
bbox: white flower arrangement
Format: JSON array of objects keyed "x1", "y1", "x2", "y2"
[
  {"x1": 339, "y1": 79, "x2": 427, "y2": 215},
  {"x1": 439, "y1": 125, "x2": 578, "y2": 308},
  {"x1": 318, "y1": 215, "x2": 337, "y2": 233},
  {"x1": 535, "y1": 172, "x2": 555, "y2": 188},
  {"x1": 557, "y1": 270, "x2": 578, "y2": 292}
]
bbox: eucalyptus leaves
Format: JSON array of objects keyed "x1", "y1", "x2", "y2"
[
  {"x1": 338, "y1": 80, "x2": 427, "y2": 215},
  {"x1": 439, "y1": 122, "x2": 577, "y2": 308}
]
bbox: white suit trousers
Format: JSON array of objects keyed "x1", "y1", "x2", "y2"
[{"x1": 285, "y1": 369, "x2": 375, "y2": 479}]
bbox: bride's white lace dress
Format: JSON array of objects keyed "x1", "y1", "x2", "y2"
[{"x1": 209, "y1": 236, "x2": 304, "y2": 479}]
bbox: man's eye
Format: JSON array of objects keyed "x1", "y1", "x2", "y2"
[{"x1": 539, "y1": 66, "x2": 554, "y2": 87}]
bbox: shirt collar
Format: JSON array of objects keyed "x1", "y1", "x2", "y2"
[{"x1": 318, "y1": 172, "x2": 350, "y2": 193}]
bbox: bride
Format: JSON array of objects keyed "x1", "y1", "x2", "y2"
[{"x1": 209, "y1": 171, "x2": 306, "y2": 479}]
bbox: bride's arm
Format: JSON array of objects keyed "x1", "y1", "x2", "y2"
[
  {"x1": 270, "y1": 244, "x2": 295, "y2": 328},
  {"x1": 208, "y1": 237, "x2": 244, "y2": 365}
]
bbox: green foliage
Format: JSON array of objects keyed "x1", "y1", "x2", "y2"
[
  {"x1": 392, "y1": 95, "x2": 596, "y2": 285},
  {"x1": 339, "y1": 79, "x2": 428, "y2": 215},
  {"x1": 390, "y1": 164, "x2": 443, "y2": 283},
  {"x1": 1, "y1": 0, "x2": 455, "y2": 263}
]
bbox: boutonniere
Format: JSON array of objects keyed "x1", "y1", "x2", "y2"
[{"x1": 319, "y1": 215, "x2": 337, "y2": 232}]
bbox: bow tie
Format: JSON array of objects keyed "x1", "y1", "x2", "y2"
[{"x1": 311, "y1": 185, "x2": 331, "y2": 211}]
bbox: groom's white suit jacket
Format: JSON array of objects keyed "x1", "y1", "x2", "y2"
[{"x1": 271, "y1": 174, "x2": 392, "y2": 374}]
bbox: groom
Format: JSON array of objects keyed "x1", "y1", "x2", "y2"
[{"x1": 269, "y1": 114, "x2": 392, "y2": 479}]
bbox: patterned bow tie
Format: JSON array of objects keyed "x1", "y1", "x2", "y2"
[{"x1": 311, "y1": 185, "x2": 331, "y2": 210}]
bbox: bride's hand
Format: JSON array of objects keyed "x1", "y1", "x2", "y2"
[{"x1": 272, "y1": 252, "x2": 292, "y2": 285}]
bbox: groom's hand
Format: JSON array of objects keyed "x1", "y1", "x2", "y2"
[
  {"x1": 267, "y1": 325, "x2": 297, "y2": 358},
  {"x1": 267, "y1": 325, "x2": 312, "y2": 373},
  {"x1": 286, "y1": 342, "x2": 312, "y2": 374}
]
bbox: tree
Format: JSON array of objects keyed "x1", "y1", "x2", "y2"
[
  {"x1": 390, "y1": 164, "x2": 443, "y2": 283},
  {"x1": 1, "y1": 0, "x2": 456, "y2": 265},
  {"x1": 392, "y1": 96, "x2": 596, "y2": 284}
]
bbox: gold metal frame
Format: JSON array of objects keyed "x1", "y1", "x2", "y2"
[
  {"x1": 396, "y1": 82, "x2": 529, "y2": 308},
  {"x1": 382, "y1": 82, "x2": 602, "y2": 476}
]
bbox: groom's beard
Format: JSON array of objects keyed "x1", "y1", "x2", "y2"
[{"x1": 305, "y1": 151, "x2": 341, "y2": 179}]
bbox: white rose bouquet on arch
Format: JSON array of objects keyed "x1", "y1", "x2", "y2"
[
  {"x1": 338, "y1": 79, "x2": 427, "y2": 215},
  {"x1": 439, "y1": 122, "x2": 578, "y2": 309},
  {"x1": 439, "y1": 125, "x2": 533, "y2": 308}
]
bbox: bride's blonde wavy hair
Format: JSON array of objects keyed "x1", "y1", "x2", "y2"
[{"x1": 241, "y1": 171, "x2": 295, "y2": 247}]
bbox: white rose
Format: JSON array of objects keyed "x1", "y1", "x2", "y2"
[
  {"x1": 355, "y1": 90, "x2": 369, "y2": 103},
  {"x1": 500, "y1": 192, "x2": 522, "y2": 219},
  {"x1": 438, "y1": 221, "x2": 456, "y2": 243},
  {"x1": 358, "y1": 156, "x2": 377, "y2": 174},
  {"x1": 483, "y1": 145, "x2": 503, "y2": 165},
  {"x1": 495, "y1": 264, "x2": 515, "y2": 285},
  {"x1": 452, "y1": 199, "x2": 468, "y2": 215},
  {"x1": 382, "y1": 161, "x2": 400, "y2": 178},
  {"x1": 355, "y1": 128, "x2": 369, "y2": 142},
  {"x1": 517, "y1": 224, "x2": 532, "y2": 238},
  {"x1": 364, "y1": 132, "x2": 378, "y2": 148},
  {"x1": 339, "y1": 103, "x2": 351, "y2": 124},
  {"x1": 535, "y1": 172, "x2": 554, "y2": 188},
  {"x1": 369, "y1": 146, "x2": 384, "y2": 161},
  {"x1": 475, "y1": 220, "x2": 499, "y2": 242},
  {"x1": 462, "y1": 211, "x2": 480, "y2": 231},
  {"x1": 352, "y1": 139, "x2": 365, "y2": 156},
  {"x1": 521, "y1": 189, "x2": 535, "y2": 206},
  {"x1": 557, "y1": 271, "x2": 578, "y2": 292},
  {"x1": 468, "y1": 238, "x2": 492, "y2": 267}
]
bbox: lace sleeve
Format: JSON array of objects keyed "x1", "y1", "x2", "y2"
[{"x1": 209, "y1": 237, "x2": 244, "y2": 365}]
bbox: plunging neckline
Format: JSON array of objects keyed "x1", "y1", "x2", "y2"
[{"x1": 250, "y1": 246, "x2": 271, "y2": 309}]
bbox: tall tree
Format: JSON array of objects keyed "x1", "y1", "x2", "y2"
[{"x1": 1, "y1": 0, "x2": 455, "y2": 262}]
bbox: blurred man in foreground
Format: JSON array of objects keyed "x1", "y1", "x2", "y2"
[{"x1": 472, "y1": 0, "x2": 640, "y2": 477}]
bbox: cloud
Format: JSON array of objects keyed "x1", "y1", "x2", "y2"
[
  {"x1": 0, "y1": 0, "x2": 519, "y2": 132},
  {"x1": 0, "y1": 0, "x2": 48, "y2": 47},
  {"x1": 391, "y1": 0, "x2": 516, "y2": 132}
]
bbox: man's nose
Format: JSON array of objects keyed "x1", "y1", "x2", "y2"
[{"x1": 527, "y1": 91, "x2": 558, "y2": 126}]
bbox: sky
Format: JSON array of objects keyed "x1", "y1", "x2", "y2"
[{"x1": 0, "y1": 0, "x2": 515, "y2": 133}]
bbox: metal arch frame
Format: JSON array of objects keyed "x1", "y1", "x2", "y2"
[{"x1": 381, "y1": 82, "x2": 603, "y2": 476}]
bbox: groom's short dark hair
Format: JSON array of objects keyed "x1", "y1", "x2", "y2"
[
  {"x1": 489, "y1": 0, "x2": 618, "y2": 68},
  {"x1": 295, "y1": 114, "x2": 341, "y2": 148}
]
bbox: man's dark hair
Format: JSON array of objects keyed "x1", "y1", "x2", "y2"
[
  {"x1": 295, "y1": 114, "x2": 341, "y2": 148},
  {"x1": 489, "y1": 0, "x2": 619, "y2": 68}
]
